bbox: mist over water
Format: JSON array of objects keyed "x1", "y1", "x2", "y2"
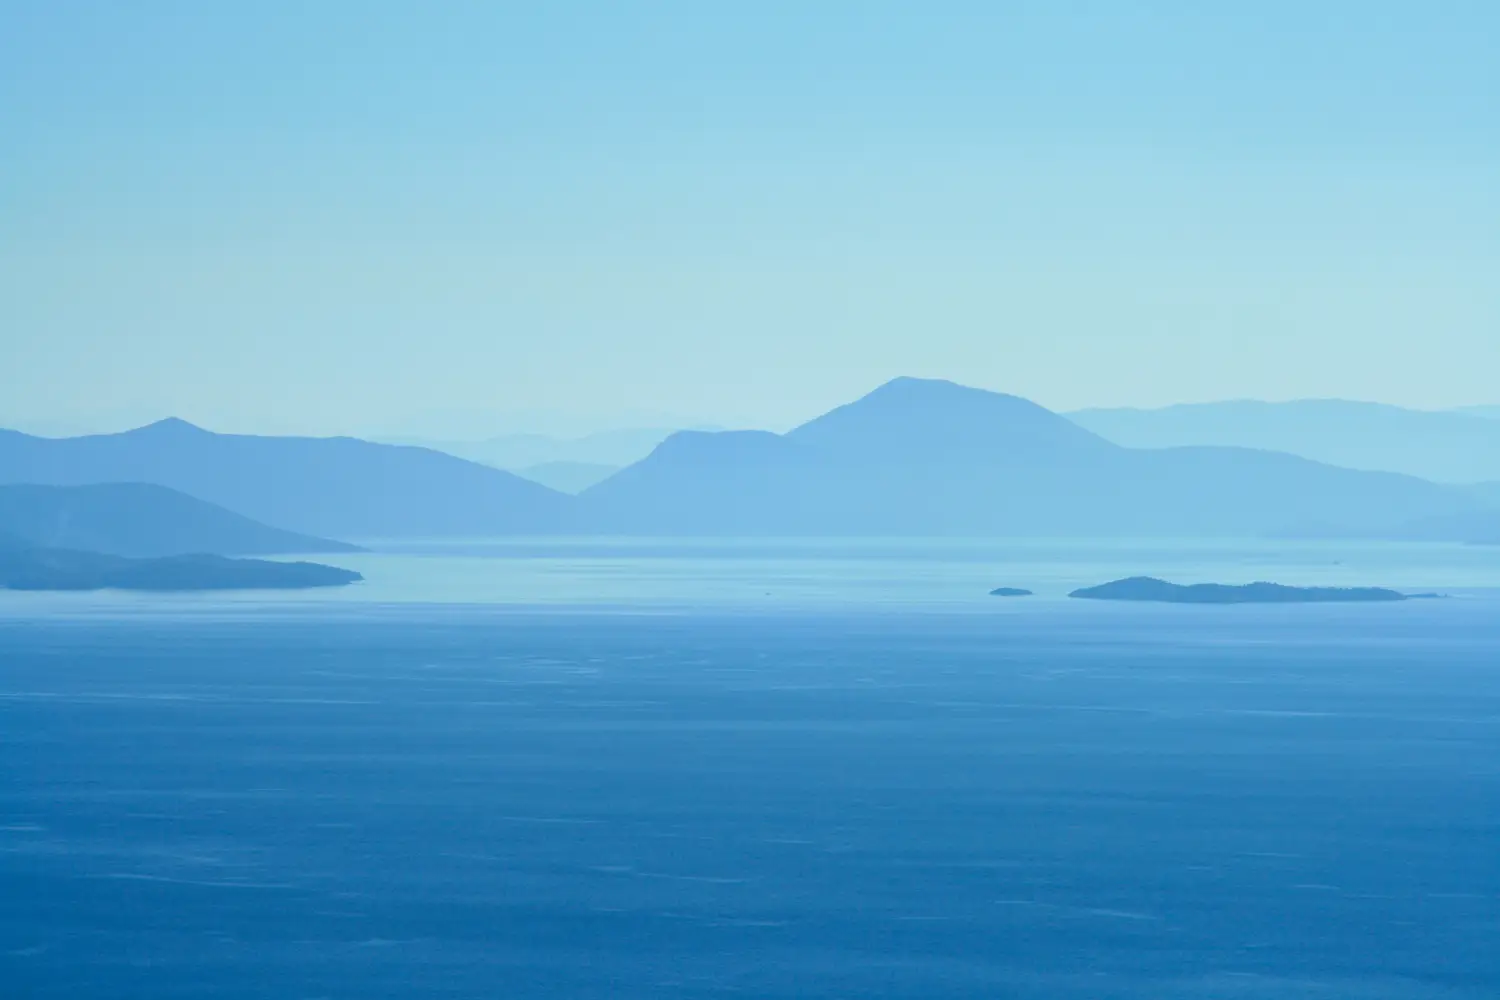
[
  {"x1": 3, "y1": 544, "x2": 1498, "y2": 998},
  {"x1": 4, "y1": 537, "x2": 1497, "y2": 614}
]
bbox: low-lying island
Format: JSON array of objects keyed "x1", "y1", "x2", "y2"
[
  {"x1": 1069, "y1": 577, "x2": 1434, "y2": 604},
  {"x1": 0, "y1": 538, "x2": 362, "y2": 592}
]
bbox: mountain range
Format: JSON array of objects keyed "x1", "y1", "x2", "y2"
[
  {"x1": 0, "y1": 420, "x2": 567, "y2": 541},
  {"x1": 3, "y1": 379, "x2": 1498, "y2": 543},
  {"x1": 578, "y1": 379, "x2": 1488, "y2": 538},
  {"x1": 376, "y1": 428, "x2": 710, "y2": 492},
  {"x1": 512, "y1": 461, "x2": 623, "y2": 494},
  {"x1": 0, "y1": 483, "x2": 354, "y2": 557},
  {"x1": 1071, "y1": 400, "x2": 1500, "y2": 484}
]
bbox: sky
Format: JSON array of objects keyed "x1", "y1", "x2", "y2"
[{"x1": 2, "y1": 1, "x2": 1497, "y2": 437}]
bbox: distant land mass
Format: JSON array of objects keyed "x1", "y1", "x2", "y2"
[
  {"x1": 0, "y1": 420, "x2": 569, "y2": 540},
  {"x1": 382, "y1": 428, "x2": 679, "y2": 471},
  {"x1": 7, "y1": 381, "x2": 1498, "y2": 542},
  {"x1": 988, "y1": 587, "x2": 1033, "y2": 597},
  {"x1": 1069, "y1": 400, "x2": 1500, "y2": 484},
  {"x1": 579, "y1": 378, "x2": 1487, "y2": 539},
  {"x1": 0, "y1": 483, "x2": 357, "y2": 557},
  {"x1": 514, "y1": 461, "x2": 621, "y2": 494},
  {"x1": 0, "y1": 536, "x2": 361, "y2": 592},
  {"x1": 1070, "y1": 577, "x2": 1419, "y2": 604}
]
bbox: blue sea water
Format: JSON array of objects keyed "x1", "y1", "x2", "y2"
[{"x1": 2, "y1": 541, "x2": 1498, "y2": 998}]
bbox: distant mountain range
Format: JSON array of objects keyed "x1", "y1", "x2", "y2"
[
  {"x1": 579, "y1": 379, "x2": 1491, "y2": 538},
  {"x1": 1071, "y1": 400, "x2": 1500, "y2": 484},
  {"x1": 377, "y1": 428, "x2": 708, "y2": 492},
  {"x1": 3, "y1": 380, "x2": 1498, "y2": 543},
  {"x1": 0, "y1": 483, "x2": 355, "y2": 557},
  {"x1": 513, "y1": 461, "x2": 622, "y2": 494},
  {"x1": 0, "y1": 420, "x2": 568, "y2": 540},
  {"x1": 379, "y1": 428, "x2": 678, "y2": 473}
]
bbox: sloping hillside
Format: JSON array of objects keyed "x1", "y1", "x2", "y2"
[{"x1": 0, "y1": 420, "x2": 573, "y2": 539}]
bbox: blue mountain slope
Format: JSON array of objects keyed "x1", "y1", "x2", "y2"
[
  {"x1": 788, "y1": 377, "x2": 1113, "y2": 461},
  {"x1": 513, "y1": 462, "x2": 621, "y2": 494},
  {"x1": 0, "y1": 483, "x2": 356, "y2": 557},
  {"x1": 0, "y1": 420, "x2": 572, "y2": 539},
  {"x1": 580, "y1": 378, "x2": 1483, "y2": 538},
  {"x1": 1070, "y1": 399, "x2": 1500, "y2": 484}
]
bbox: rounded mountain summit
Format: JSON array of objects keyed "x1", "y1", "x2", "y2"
[
  {"x1": 3, "y1": 378, "x2": 1487, "y2": 542},
  {"x1": 575, "y1": 377, "x2": 1478, "y2": 538}
]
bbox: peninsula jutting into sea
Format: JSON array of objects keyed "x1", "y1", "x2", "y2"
[{"x1": 0, "y1": 533, "x2": 361, "y2": 592}]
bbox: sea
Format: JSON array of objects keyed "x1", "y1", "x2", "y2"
[{"x1": 2, "y1": 538, "x2": 1498, "y2": 999}]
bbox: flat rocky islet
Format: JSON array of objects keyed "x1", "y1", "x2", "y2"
[
  {"x1": 1069, "y1": 576, "x2": 1433, "y2": 604},
  {"x1": 988, "y1": 587, "x2": 1034, "y2": 597}
]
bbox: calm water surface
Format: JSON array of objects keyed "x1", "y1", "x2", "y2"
[{"x1": 2, "y1": 542, "x2": 1498, "y2": 997}]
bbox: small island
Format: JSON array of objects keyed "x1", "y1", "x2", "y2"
[
  {"x1": 0, "y1": 538, "x2": 362, "y2": 592},
  {"x1": 1069, "y1": 576, "x2": 1420, "y2": 605},
  {"x1": 988, "y1": 587, "x2": 1033, "y2": 597}
]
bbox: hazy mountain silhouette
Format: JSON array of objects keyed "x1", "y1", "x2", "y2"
[
  {"x1": 385, "y1": 428, "x2": 680, "y2": 471},
  {"x1": 514, "y1": 461, "x2": 621, "y2": 494},
  {"x1": 790, "y1": 378, "x2": 1111, "y2": 460},
  {"x1": 8, "y1": 387, "x2": 1494, "y2": 541},
  {"x1": 0, "y1": 483, "x2": 357, "y2": 557},
  {"x1": 0, "y1": 420, "x2": 571, "y2": 540},
  {"x1": 1070, "y1": 400, "x2": 1500, "y2": 484},
  {"x1": 580, "y1": 378, "x2": 1484, "y2": 537}
]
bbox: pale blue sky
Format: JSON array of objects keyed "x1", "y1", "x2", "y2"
[{"x1": 2, "y1": 1, "x2": 1496, "y2": 435}]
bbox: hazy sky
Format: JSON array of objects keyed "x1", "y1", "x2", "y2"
[{"x1": 3, "y1": 2, "x2": 1497, "y2": 436}]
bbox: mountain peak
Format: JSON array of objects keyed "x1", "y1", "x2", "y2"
[
  {"x1": 829, "y1": 376, "x2": 1059, "y2": 416},
  {"x1": 131, "y1": 417, "x2": 210, "y2": 437},
  {"x1": 787, "y1": 377, "x2": 1112, "y2": 457},
  {"x1": 868, "y1": 375, "x2": 995, "y2": 395}
]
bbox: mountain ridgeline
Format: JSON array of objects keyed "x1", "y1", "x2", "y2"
[
  {"x1": 3, "y1": 379, "x2": 1498, "y2": 542},
  {"x1": 0, "y1": 483, "x2": 356, "y2": 557},
  {"x1": 579, "y1": 378, "x2": 1489, "y2": 538},
  {"x1": 1070, "y1": 399, "x2": 1500, "y2": 484},
  {"x1": 0, "y1": 420, "x2": 569, "y2": 541}
]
